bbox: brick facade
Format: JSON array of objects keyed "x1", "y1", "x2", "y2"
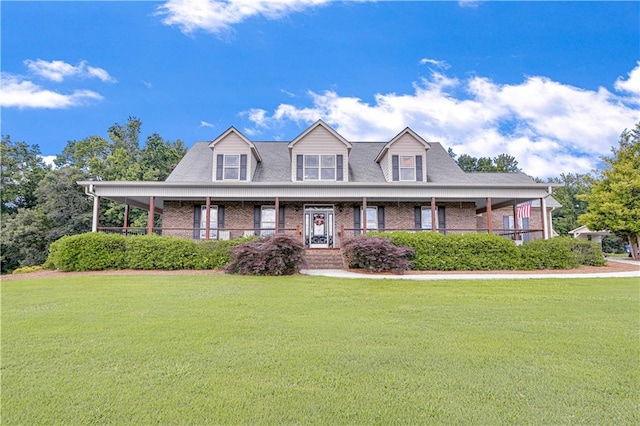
[{"x1": 162, "y1": 200, "x2": 480, "y2": 246}]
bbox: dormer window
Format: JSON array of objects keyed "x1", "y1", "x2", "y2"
[
  {"x1": 297, "y1": 154, "x2": 344, "y2": 181},
  {"x1": 224, "y1": 155, "x2": 240, "y2": 180},
  {"x1": 392, "y1": 154, "x2": 423, "y2": 182},
  {"x1": 216, "y1": 154, "x2": 248, "y2": 181},
  {"x1": 400, "y1": 156, "x2": 415, "y2": 181}
]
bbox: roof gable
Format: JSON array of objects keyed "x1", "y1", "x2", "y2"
[
  {"x1": 375, "y1": 127, "x2": 431, "y2": 163},
  {"x1": 209, "y1": 127, "x2": 262, "y2": 162},
  {"x1": 287, "y1": 120, "x2": 352, "y2": 149}
]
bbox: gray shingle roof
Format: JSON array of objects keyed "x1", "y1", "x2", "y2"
[{"x1": 166, "y1": 139, "x2": 538, "y2": 186}]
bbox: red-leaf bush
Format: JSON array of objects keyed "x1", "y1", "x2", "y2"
[
  {"x1": 343, "y1": 236, "x2": 414, "y2": 274},
  {"x1": 225, "y1": 234, "x2": 305, "y2": 276}
]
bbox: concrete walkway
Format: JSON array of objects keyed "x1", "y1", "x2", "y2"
[{"x1": 301, "y1": 258, "x2": 640, "y2": 281}]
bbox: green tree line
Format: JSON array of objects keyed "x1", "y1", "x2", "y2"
[
  {"x1": 1, "y1": 117, "x2": 186, "y2": 273},
  {"x1": 2, "y1": 119, "x2": 637, "y2": 272}
]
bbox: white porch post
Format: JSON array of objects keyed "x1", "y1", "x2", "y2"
[
  {"x1": 362, "y1": 197, "x2": 367, "y2": 233},
  {"x1": 205, "y1": 197, "x2": 211, "y2": 240},
  {"x1": 92, "y1": 196, "x2": 100, "y2": 232},
  {"x1": 431, "y1": 197, "x2": 437, "y2": 231},
  {"x1": 486, "y1": 197, "x2": 493, "y2": 234},
  {"x1": 541, "y1": 196, "x2": 549, "y2": 239},
  {"x1": 147, "y1": 196, "x2": 156, "y2": 235}
]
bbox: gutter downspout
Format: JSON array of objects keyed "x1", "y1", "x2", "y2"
[{"x1": 84, "y1": 184, "x2": 100, "y2": 233}]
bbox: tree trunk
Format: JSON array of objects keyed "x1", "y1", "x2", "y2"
[{"x1": 628, "y1": 235, "x2": 639, "y2": 260}]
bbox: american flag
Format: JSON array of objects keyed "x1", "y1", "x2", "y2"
[{"x1": 516, "y1": 201, "x2": 532, "y2": 218}]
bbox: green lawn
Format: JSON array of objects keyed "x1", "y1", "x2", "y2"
[{"x1": 2, "y1": 275, "x2": 638, "y2": 425}]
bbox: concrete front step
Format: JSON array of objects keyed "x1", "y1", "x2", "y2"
[{"x1": 304, "y1": 249, "x2": 345, "y2": 269}]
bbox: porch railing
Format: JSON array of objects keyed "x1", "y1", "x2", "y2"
[{"x1": 97, "y1": 226, "x2": 544, "y2": 246}]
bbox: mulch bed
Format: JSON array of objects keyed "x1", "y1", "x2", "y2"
[{"x1": 3, "y1": 259, "x2": 638, "y2": 281}]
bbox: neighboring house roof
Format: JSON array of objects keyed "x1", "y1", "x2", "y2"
[{"x1": 568, "y1": 225, "x2": 611, "y2": 237}]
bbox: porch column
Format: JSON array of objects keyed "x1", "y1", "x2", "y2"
[
  {"x1": 431, "y1": 197, "x2": 437, "y2": 231},
  {"x1": 275, "y1": 197, "x2": 280, "y2": 233},
  {"x1": 513, "y1": 202, "x2": 519, "y2": 241},
  {"x1": 147, "y1": 196, "x2": 155, "y2": 235},
  {"x1": 92, "y1": 196, "x2": 100, "y2": 232},
  {"x1": 205, "y1": 197, "x2": 211, "y2": 240},
  {"x1": 541, "y1": 196, "x2": 548, "y2": 240},
  {"x1": 486, "y1": 197, "x2": 493, "y2": 234},
  {"x1": 123, "y1": 204, "x2": 130, "y2": 234},
  {"x1": 362, "y1": 197, "x2": 367, "y2": 233}
]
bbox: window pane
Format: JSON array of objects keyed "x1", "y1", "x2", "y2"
[
  {"x1": 321, "y1": 155, "x2": 335, "y2": 167},
  {"x1": 305, "y1": 155, "x2": 319, "y2": 167},
  {"x1": 224, "y1": 168, "x2": 239, "y2": 179},
  {"x1": 225, "y1": 155, "x2": 239, "y2": 166},
  {"x1": 421, "y1": 207, "x2": 432, "y2": 229},
  {"x1": 261, "y1": 207, "x2": 276, "y2": 223},
  {"x1": 321, "y1": 168, "x2": 335, "y2": 180},
  {"x1": 366, "y1": 207, "x2": 378, "y2": 229},
  {"x1": 400, "y1": 156, "x2": 414, "y2": 167},
  {"x1": 305, "y1": 168, "x2": 319, "y2": 180},
  {"x1": 400, "y1": 168, "x2": 415, "y2": 181}
]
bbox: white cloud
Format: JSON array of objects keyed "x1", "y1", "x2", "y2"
[
  {"x1": 0, "y1": 73, "x2": 103, "y2": 109},
  {"x1": 419, "y1": 58, "x2": 450, "y2": 69},
  {"x1": 142, "y1": 81, "x2": 154, "y2": 89},
  {"x1": 458, "y1": 0, "x2": 481, "y2": 8},
  {"x1": 615, "y1": 61, "x2": 640, "y2": 97},
  {"x1": 24, "y1": 59, "x2": 116, "y2": 83},
  {"x1": 156, "y1": 0, "x2": 330, "y2": 35},
  {"x1": 200, "y1": 120, "x2": 214, "y2": 128},
  {"x1": 243, "y1": 64, "x2": 640, "y2": 178}
]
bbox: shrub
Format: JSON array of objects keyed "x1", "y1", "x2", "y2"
[
  {"x1": 45, "y1": 232, "x2": 248, "y2": 272},
  {"x1": 225, "y1": 234, "x2": 304, "y2": 276},
  {"x1": 12, "y1": 265, "x2": 44, "y2": 274},
  {"x1": 375, "y1": 231, "x2": 521, "y2": 271},
  {"x1": 125, "y1": 235, "x2": 200, "y2": 270},
  {"x1": 568, "y1": 239, "x2": 606, "y2": 266},
  {"x1": 46, "y1": 233, "x2": 127, "y2": 272},
  {"x1": 343, "y1": 236, "x2": 414, "y2": 273},
  {"x1": 519, "y1": 237, "x2": 605, "y2": 269}
]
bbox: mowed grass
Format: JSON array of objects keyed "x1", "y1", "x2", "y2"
[{"x1": 2, "y1": 275, "x2": 638, "y2": 425}]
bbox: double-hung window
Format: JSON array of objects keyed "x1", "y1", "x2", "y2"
[
  {"x1": 421, "y1": 206, "x2": 437, "y2": 230},
  {"x1": 400, "y1": 156, "x2": 415, "y2": 181},
  {"x1": 261, "y1": 206, "x2": 276, "y2": 236},
  {"x1": 304, "y1": 155, "x2": 336, "y2": 181},
  {"x1": 224, "y1": 155, "x2": 240, "y2": 180},
  {"x1": 366, "y1": 207, "x2": 378, "y2": 231}
]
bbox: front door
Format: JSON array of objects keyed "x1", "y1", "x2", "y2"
[{"x1": 304, "y1": 206, "x2": 334, "y2": 248}]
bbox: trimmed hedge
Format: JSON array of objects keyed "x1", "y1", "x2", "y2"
[
  {"x1": 376, "y1": 231, "x2": 521, "y2": 271},
  {"x1": 519, "y1": 237, "x2": 605, "y2": 269},
  {"x1": 45, "y1": 232, "x2": 247, "y2": 272},
  {"x1": 372, "y1": 232, "x2": 605, "y2": 271}
]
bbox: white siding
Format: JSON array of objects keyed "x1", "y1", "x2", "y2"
[{"x1": 291, "y1": 126, "x2": 350, "y2": 181}]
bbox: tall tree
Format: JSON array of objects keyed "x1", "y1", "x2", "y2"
[
  {"x1": 579, "y1": 123, "x2": 640, "y2": 259},
  {"x1": 1, "y1": 136, "x2": 49, "y2": 214},
  {"x1": 449, "y1": 150, "x2": 521, "y2": 172}
]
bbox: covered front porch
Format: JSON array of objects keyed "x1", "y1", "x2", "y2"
[{"x1": 81, "y1": 181, "x2": 558, "y2": 248}]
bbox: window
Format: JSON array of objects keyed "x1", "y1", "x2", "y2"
[
  {"x1": 261, "y1": 206, "x2": 276, "y2": 236},
  {"x1": 366, "y1": 207, "x2": 378, "y2": 231},
  {"x1": 200, "y1": 205, "x2": 218, "y2": 239},
  {"x1": 304, "y1": 155, "x2": 336, "y2": 181},
  {"x1": 224, "y1": 155, "x2": 240, "y2": 180},
  {"x1": 400, "y1": 156, "x2": 415, "y2": 181},
  {"x1": 421, "y1": 206, "x2": 437, "y2": 230}
]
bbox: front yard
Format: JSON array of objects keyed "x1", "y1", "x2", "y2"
[{"x1": 2, "y1": 275, "x2": 638, "y2": 424}]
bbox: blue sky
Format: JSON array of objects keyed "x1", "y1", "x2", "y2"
[{"x1": 2, "y1": 0, "x2": 639, "y2": 178}]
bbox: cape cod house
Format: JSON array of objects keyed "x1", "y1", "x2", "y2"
[{"x1": 80, "y1": 120, "x2": 559, "y2": 248}]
